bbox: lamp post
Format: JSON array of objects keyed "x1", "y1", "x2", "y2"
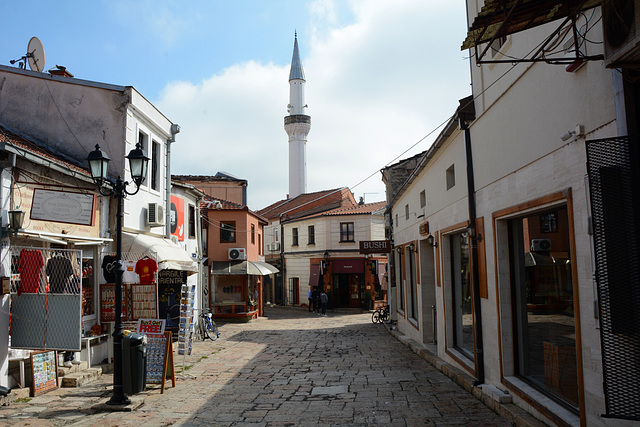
[{"x1": 87, "y1": 143, "x2": 148, "y2": 405}]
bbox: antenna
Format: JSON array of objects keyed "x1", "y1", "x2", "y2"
[{"x1": 10, "y1": 37, "x2": 45, "y2": 72}]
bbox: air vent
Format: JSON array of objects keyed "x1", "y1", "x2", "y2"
[
  {"x1": 228, "y1": 248, "x2": 246, "y2": 260},
  {"x1": 147, "y1": 203, "x2": 165, "y2": 226}
]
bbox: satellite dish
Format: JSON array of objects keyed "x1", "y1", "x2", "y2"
[{"x1": 27, "y1": 37, "x2": 45, "y2": 72}]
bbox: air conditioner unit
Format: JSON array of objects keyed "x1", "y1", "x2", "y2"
[
  {"x1": 531, "y1": 239, "x2": 551, "y2": 252},
  {"x1": 271, "y1": 242, "x2": 280, "y2": 251},
  {"x1": 147, "y1": 203, "x2": 165, "y2": 226},
  {"x1": 603, "y1": 0, "x2": 640, "y2": 68},
  {"x1": 228, "y1": 248, "x2": 246, "y2": 261}
]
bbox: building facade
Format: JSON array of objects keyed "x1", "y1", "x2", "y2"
[{"x1": 384, "y1": 2, "x2": 639, "y2": 426}]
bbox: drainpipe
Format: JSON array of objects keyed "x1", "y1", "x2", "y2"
[
  {"x1": 280, "y1": 214, "x2": 285, "y2": 306},
  {"x1": 166, "y1": 124, "x2": 180, "y2": 238},
  {"x1": 459, "y1": 117, "x2": 484, "y2": 386}
]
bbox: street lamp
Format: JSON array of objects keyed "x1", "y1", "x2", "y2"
[{"x1": 87, "y1": 143, "x2": 148, "y2": 406}]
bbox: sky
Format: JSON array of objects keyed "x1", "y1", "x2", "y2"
[{"x1": 2, "y1": 1, "x2": 472, "y2": 211}]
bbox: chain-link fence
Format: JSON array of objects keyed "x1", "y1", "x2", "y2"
[{"x1": 10, "y1": 247, "x2": 83, "y2": 351}]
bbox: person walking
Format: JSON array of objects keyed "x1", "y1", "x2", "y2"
[
  {"x1": 320, "y1": 290, "x2": 328, "y2": 316},
  {"x1": 308, "y1": 287, "x2": 313, "y2": 312}
]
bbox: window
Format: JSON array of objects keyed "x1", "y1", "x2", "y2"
[
  {"x1": 420, "y1": 190, "x2": 426, "y2": 208},
  {"x1": 308, "y1": 225, "x2": 315, "y2": 245},
  {"x1": 508, "y1": 206, "x2": 577, "y2": 407},
  {"x1": 220, "y1": 221, "x2": 235, "y2": 243},
  {"x1": 397, "y1": 248, "x2": 404, "y2": 312},
  {"x1": 151, "y1": 140, "x2": 160, "y2": 191},
  {"x1": 275, "y1": 229, "x2": 279, "y2": 242},
  {"x1": 340, "y1": 222, "x2": 354, "y2": 242},
  {"x1": 490, "y1": 36, "x2": 507, "y2": 58},
  {"x1": 405, "y1": 204, "x2": 409, "y2": 220},
  {"x1": 451, "y1": 231, "x2": 473, "y2": 359},
  {"x1": 188, "y1": 205, "x2": 195, "y2": 238},
  {"x1": 251, "y1": 224, "x2": 255, "y2": 244},
  {"x1": 446, "y1": 165, "x2": 455, "y2": 190},
  {"x1": 407, "y1": 244, "x2": 417, "y2": 321},
  {"x1": 292, "y1": 228, "x2": 299, "y2": 246},
  {"x1": 138, "y1": 131, "x2": 148, "y2": 186}
]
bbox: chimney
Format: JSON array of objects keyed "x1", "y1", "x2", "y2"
[{"x1": 48, "y1": 65, "x2": 74, "y2": 78}]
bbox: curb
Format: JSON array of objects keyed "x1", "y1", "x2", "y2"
[{"x1": 384, "y1": 323, "x2": 547, "y2": 427}]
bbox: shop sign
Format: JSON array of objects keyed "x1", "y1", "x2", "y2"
[
  {"x1": 138, "y1": 318, "x2": 166, "y2": 334},
  {"x1": 170, "y1": 196, "x2": 185, "y2": 241},
  {"x1": 31, "y1": 189, "x2": 95, "y2": 225},
  {"x1": 359, "y1": 240, "x2": 391, "y2": 254}
]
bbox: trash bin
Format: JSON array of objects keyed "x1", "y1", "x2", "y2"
[{"x1": 122, "y1": 332, "x2": 147, "y2": 395}]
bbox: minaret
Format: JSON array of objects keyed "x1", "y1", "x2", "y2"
[{"x1": 285, "y1": 32, "x2": 310, "y2": 199}]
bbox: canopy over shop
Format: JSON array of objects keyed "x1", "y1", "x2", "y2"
[{"x1": 210, "y1": 261, "x2": 279, "y2": 320}]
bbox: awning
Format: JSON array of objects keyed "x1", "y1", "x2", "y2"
[
  {"x1": 461, "y1": 0, "x2": 601, "y2": 50},
  {"x1": 121, "y1": 232, "x2": 197, "y2": 274},
  {"x1": 332, "y1": 259, "x2": 364, "y2": 274},
  {"x1": 17, "y1": 229, "x2": 113, "y2": 246},
  {"x1": 211, "y1": 260, "x2": 279, "y2": 276},
  {"x1": 309, "y1": 264, "x2": 321, "y2": 288}
]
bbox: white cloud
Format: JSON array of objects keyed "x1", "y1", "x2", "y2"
[{"x1": 157, "y1": 0, "x2": 470, "y2": 210}]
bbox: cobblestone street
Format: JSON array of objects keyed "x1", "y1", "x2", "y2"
[{"x1": 1, "y1": 307, "x2": 511, "y2": 426}]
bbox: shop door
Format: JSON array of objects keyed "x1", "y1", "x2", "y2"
[
  {"x1": 349, "y1": 274, "x2": 362, "y2": 308},
  {"x1": 334, "y1": 274, "x2": 350, "y2": 307}
]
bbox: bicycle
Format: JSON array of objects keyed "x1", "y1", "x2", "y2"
[
  {"x1": 196, "y1": 308, "x2": 219, "y2": 341},
  {"x1": 372, "y1": 304, "x2": 390, "y2": 324}
]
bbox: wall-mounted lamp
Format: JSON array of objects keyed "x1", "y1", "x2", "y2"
[
  {"x1": 323, "y1": 250, "x2": 330, "y2": 264},
  {"x1": 409, "y1": 243, "x2": 415, "y2": 251},
  {"x1": 426, "y1": 234, "x2": 437, "y2": 248},
  {"x1": 466, "y1": 225, "x2": 483, "y2": 242},
  {"x1": 2, "y1": 208, "x2": 25, "y2": 237}
]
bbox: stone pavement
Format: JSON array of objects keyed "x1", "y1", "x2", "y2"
[{"x1": 0, "y1": 307, "x2": 513, "y2": 426}]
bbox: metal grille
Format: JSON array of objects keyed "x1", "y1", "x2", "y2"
[
  {"x1": 586, "y1": 136, "x2": 640, "y2": 421},
  {"x1": 10, "y1": 247, "x2": 83, "y2": 351}
]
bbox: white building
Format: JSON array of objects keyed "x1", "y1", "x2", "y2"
[
  {"x1": 0, "y1": 64, "x2": 197, "y2": 388},
  {"x1": 384, "y1": 2, "x2": 639, "y2": 425}
]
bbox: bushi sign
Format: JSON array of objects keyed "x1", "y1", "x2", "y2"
[{"x1": 359, "y1": 240, "x2": 391, "y2": 254}]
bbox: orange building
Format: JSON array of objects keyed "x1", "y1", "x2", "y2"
[{"x1": 201, "y1": 197, "x2": 275, "y2": 321}]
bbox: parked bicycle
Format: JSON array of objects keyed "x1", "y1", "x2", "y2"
[
  {"x1": 196, "y1": 308, "x2": 219, "y2": 341},
  {"x1": 371, "y1": 304, "x2": 390, "y2": 324}
]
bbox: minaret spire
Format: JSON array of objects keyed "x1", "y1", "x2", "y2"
[{"x1": 285, "y1": 32, "x2": 311, "y2": 199}]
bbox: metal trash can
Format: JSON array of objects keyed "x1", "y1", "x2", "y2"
[{"x1": 122, "y1": 332, "x2": 147, "y2": 395}]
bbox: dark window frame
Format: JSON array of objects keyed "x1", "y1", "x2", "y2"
[
  {"x1": 220, "y1": 221, "x2": 236, "y2": 243},
  {"x1": 340, "y1": 222, "x2": 354, "y2": 242}
]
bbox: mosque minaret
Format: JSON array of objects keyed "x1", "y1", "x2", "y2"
[{"x1": 284, "y1": 32, "x2": 310, "y2": 199}]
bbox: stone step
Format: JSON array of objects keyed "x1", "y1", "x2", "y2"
[{"x1": 60, "y1": 367, "x2": 103, "y2": 388}]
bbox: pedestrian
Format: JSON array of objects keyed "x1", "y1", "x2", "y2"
[
  {"x1": 320, "y1": 290, "x2": 328, "y2": 316},
  {"x1": 308, "y1": 287, "x2": 313, "y2": 312}
]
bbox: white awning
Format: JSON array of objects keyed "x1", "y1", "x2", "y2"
[
  {"x1": 121, "y1": 232, "x2": 197, "y2": 274},
  {"x1": 17, "y1": 229, "x2": 113, "y2": 246},
  {"x1": 211, "y1": 260, "x2": 279, "y2": 276}
]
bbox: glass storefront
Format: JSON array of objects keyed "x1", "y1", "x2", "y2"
[
  {"x1": 451, "y1": 232, "x2": 474, "y2": 360},
  {"x1": 508, "y1": 206, "x2": 578, "y2": 408}
]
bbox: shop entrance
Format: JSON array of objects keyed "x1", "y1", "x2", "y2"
[{"x1": 333, "y1": 274, "x2": 362, "y2": 308}]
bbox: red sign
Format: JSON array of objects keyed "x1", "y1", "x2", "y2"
[
  {"x1": 359, "y1": 240, "x2": 391, "y2": 254},
  {"x1": 137, "y1": 319, "x2": 166, "y2": 334},
  {"x1": 170, "y1": 196, "x2": 185, "y2": 241}
]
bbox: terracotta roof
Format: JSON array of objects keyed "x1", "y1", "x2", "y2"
[
  {"x1": 257, "y1": 188, "x2": 357, "y2": 221},
  {"x1": 323, "y1": 201, "x2": 387, "y2": 216},
  {"x1": 0, "y1": 124, "x2": 90, "y2": 177}
]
